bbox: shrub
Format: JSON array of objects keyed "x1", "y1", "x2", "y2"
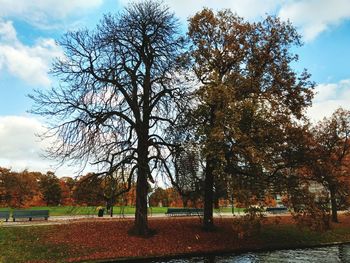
[{"x1": 232, "y1": 206, "x2": 266, "y2": 239}]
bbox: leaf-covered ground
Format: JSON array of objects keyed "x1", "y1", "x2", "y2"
[
  {"x1": 45, "y1": 217, "x2": 243, "y2": 262},
  {"x1": 1, "y1": 215, "x2": 350, "y2": 262}
]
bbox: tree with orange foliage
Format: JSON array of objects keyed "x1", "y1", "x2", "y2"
[
  {"x1": 186, "y1": 8, "x2": 314, "y2": 230},
  {"x1": 310, "y1": 108, "x2": 350, "y2": 222},
  {"x1": 165, "y1": 188, "x2": 184, "y2": 207},
  {"x1": 73, "y1": 174, "x2": 105, "y2": 206},
  {"x1": 59, "y1": 177, "x2": 76, "y2": 206},
  {"x1": 0, "y1": 168, "x2": 40, "y2": 207}
]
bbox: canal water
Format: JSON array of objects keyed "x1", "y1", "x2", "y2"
[{"x1": 152, "y1": 243, "x2": 350, "y2": 262}]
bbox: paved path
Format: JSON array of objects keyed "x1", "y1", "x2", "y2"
[{"x1": 0, "y1": 211, "x2": 291, "y2": 227}]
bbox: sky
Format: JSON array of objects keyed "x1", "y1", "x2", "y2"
[{"x1": 0, "y1": 0, "x2": 349, "y2": 176}]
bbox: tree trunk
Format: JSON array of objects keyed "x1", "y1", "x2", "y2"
[
  {"x1": 214, "y1": 195, "x2": 219, "y2": 209},
  {"x1": 133, "y1": 133, "x2": 150, "y2": 236},
  {"x1": 203, "y1": 104, "x2": 217, "y2": 231},
  {"x1": 134, "y1": 167, "x2": 149, "y2": 235},
  {"x1": 203, "y1": 157, "x2": 214, "y2": 230},
  {"x1": 110, "y1": 205, "x2": 113, "y2": 217},
  {"x1": 182, "y1": 198, "x2": 188, "y2": 208},
  {"x1": 330, "y1": 187, "x2": 338, "y2": 223}
]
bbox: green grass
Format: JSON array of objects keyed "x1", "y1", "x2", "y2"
[
  {"x1": 0, "y1": 206, "x2": 102, "y2": 216},
  {"x1": 259, "y1": 224, "x2": 350, "y2": 248},
  {"x1": 0, "y1": 206, "x2": 244, "y2": 216},
  {"x1": 0, "y1": 206, "x2": 140, "y2": 216},
  {"x1": 0, "y1": 226, "x2": 69, "y2": 263}
]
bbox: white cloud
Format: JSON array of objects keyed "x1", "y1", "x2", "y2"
[
  {"x1": 0, "y1": 19, "x2": 16, "y2": 42},
  {"x1": 120, "y1": 0, "x2": 350, "y2": 42},
  {"x1": 0, "y1": 115, "x2": 84, "y2": 177},
  {"x1": 0, "y1": 116, "x2": 46, "y2": 159},
  {"x1": 0, "y1": 115, "x2": 51, "y2": 173},
  {"x1": 313, "y1": 83, "x2": 338, "y2": 102},
  {"x1": 0, "y1": 0, "x2": 103, "y2": 29},
  {"x1": 279, "y1": 0, "x2": 350, "y2": 42},
  {"x1": 0, "y1": 0, "x2": 102, "y2": 87},
  {"x1": 0, "y1": 20, "x2": 63, "y2": 86},
  {"x1": 168, "y1": 0, "x2": 282, "y2": 21},
  {"x1": 308, "y1": 79, "x2": 350, "y2": 122},
  {"x1": 120, "y1": 0, "x2": 282, "y2": 21}
]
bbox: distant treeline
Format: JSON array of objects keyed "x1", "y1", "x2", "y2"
[{"x1": 0, "y1": 167, "x2": 201, "y2": 208}]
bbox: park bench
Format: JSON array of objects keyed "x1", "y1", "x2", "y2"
[
  {"x1": 13, "y1": 210, "x2": 49, "y2": 222},
  {"x1": 166, "y1": 208, "x2": 204, "y2": 217},
  {"x1": 266, "y1": 207, "x2": 288, "y2": 214},
  {"x1": 0, "y1": 210, "x2": 10, "y2": 222},
  {"x1": 189, "y1": 208, "x2": 204, "y2": 216}
]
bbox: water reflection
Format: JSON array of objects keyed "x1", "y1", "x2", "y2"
[{"x1": 153, "y1": 244, "x2": 350, "y2": 263}]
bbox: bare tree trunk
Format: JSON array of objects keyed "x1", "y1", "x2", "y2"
[
  {"x1": 134, "y1": 171, "x2": 148, "y2": 235},
  {"x1": 330, "y1": 187, "x2": 338, "y2": 223},
  {"x1": 214, "y1": 195, "x2": 220, "y2": 209},
  {"x1": 133, "y1": 133, "x2": 150, "y2": 235},
  {"x1": 203, "y1": 158, "x2": 214, "y2": 230},
  {"x1": 110, "y1": 205, "x2": 113, "y2": 217},
  {"x1": 182, "y1": 198, "x2": 188, "y2": 208},
  {"x1": 203, "y1": 104, "x2": 217, "y2": 231}
]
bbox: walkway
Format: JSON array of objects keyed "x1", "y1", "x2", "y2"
[{"x1": 0, "y1": 211, "x2": 291, "y2": 227}]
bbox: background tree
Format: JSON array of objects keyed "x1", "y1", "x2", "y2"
[
  {"x1": 0, "y1": 168, "x2": 40, "y2": 207},
  {"x1": 30, "y1": 1, "x2": 185, "y2": 235},
  {"x1": 100, "y1": 167, "x2": 134, "y2": 216},
  {"x1": 59, "y1": 177, "x2": 76, "y2": 206},
  {"x1": 0, "y1": 167, "x2": 12, "y2": 206},
  {"x1": 73, "y1": 173, "x2": 105, "y2": 206},
  {"x1": 310, "y1": 108, "x2": 350, "y2": 222},
  {"x1": 149, "y1": 187, "x2": 169, "y2": 207},
  {"x1": 186, "y1": 9, "x2": 314, "y2": 230},
  {"x1": 39, "y1": 172, "x2": 62, "y2": 206}
]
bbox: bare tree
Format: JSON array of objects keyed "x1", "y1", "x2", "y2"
[{"x1": 30, "y1": 1, "x2": 185, "y2": 236}]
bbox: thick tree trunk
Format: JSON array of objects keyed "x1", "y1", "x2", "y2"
[
  {"x1": 133, "y1": 132, "x2": 150, "y2": 236},
  {"x1": 203, "y1": 104, "x2": 218, "y2": 231},
  {"x1": 134, "y1": 161, "x2": 149, "y2": 234},
  {"x1": 330, "y1": 187, "x2": 338, "y2": 223},
  {"x1": 132, "y1": 61, "x2": 152, "y2": 236},
  {"x1": 134, "y1": 169, "x2": 149, "y2": 235},
  {"x1": 203, "y1": 158, "x2": 214, "y2": 230}
]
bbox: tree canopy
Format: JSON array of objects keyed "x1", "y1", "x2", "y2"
[{"x1": 28, "y1": 1, "x2": 350, "y2": 235}]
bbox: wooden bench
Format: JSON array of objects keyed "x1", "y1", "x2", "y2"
[
  {"x1": 13, "y1": 210, "x2": 49, "y2": 222},
  {"x1": 266, "y1": 207, "x2": 288, "y2": 214},
  {"x1": 166, "y1": 208, "x2": 204, "y2": 217},
  {"x1": 0, "y1": 210, "x2": 10, "y2": 222}
]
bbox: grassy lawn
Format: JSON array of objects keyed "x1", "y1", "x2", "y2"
[
  {"x1": 0, "y1": 206, "x2": 152, "y2": 216},
  {"x1": 0, "y1": 206, "x2": 103, "y2": 216},
  {"x1": 259, "y1": 224, "x2": 350, "y2": 248},
  {"x1": 0, "y1": 226, "x2": 69, "y2": 263},
  {"x1": 0, "y1": 206, "x2": 245, "y2": 216}
]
